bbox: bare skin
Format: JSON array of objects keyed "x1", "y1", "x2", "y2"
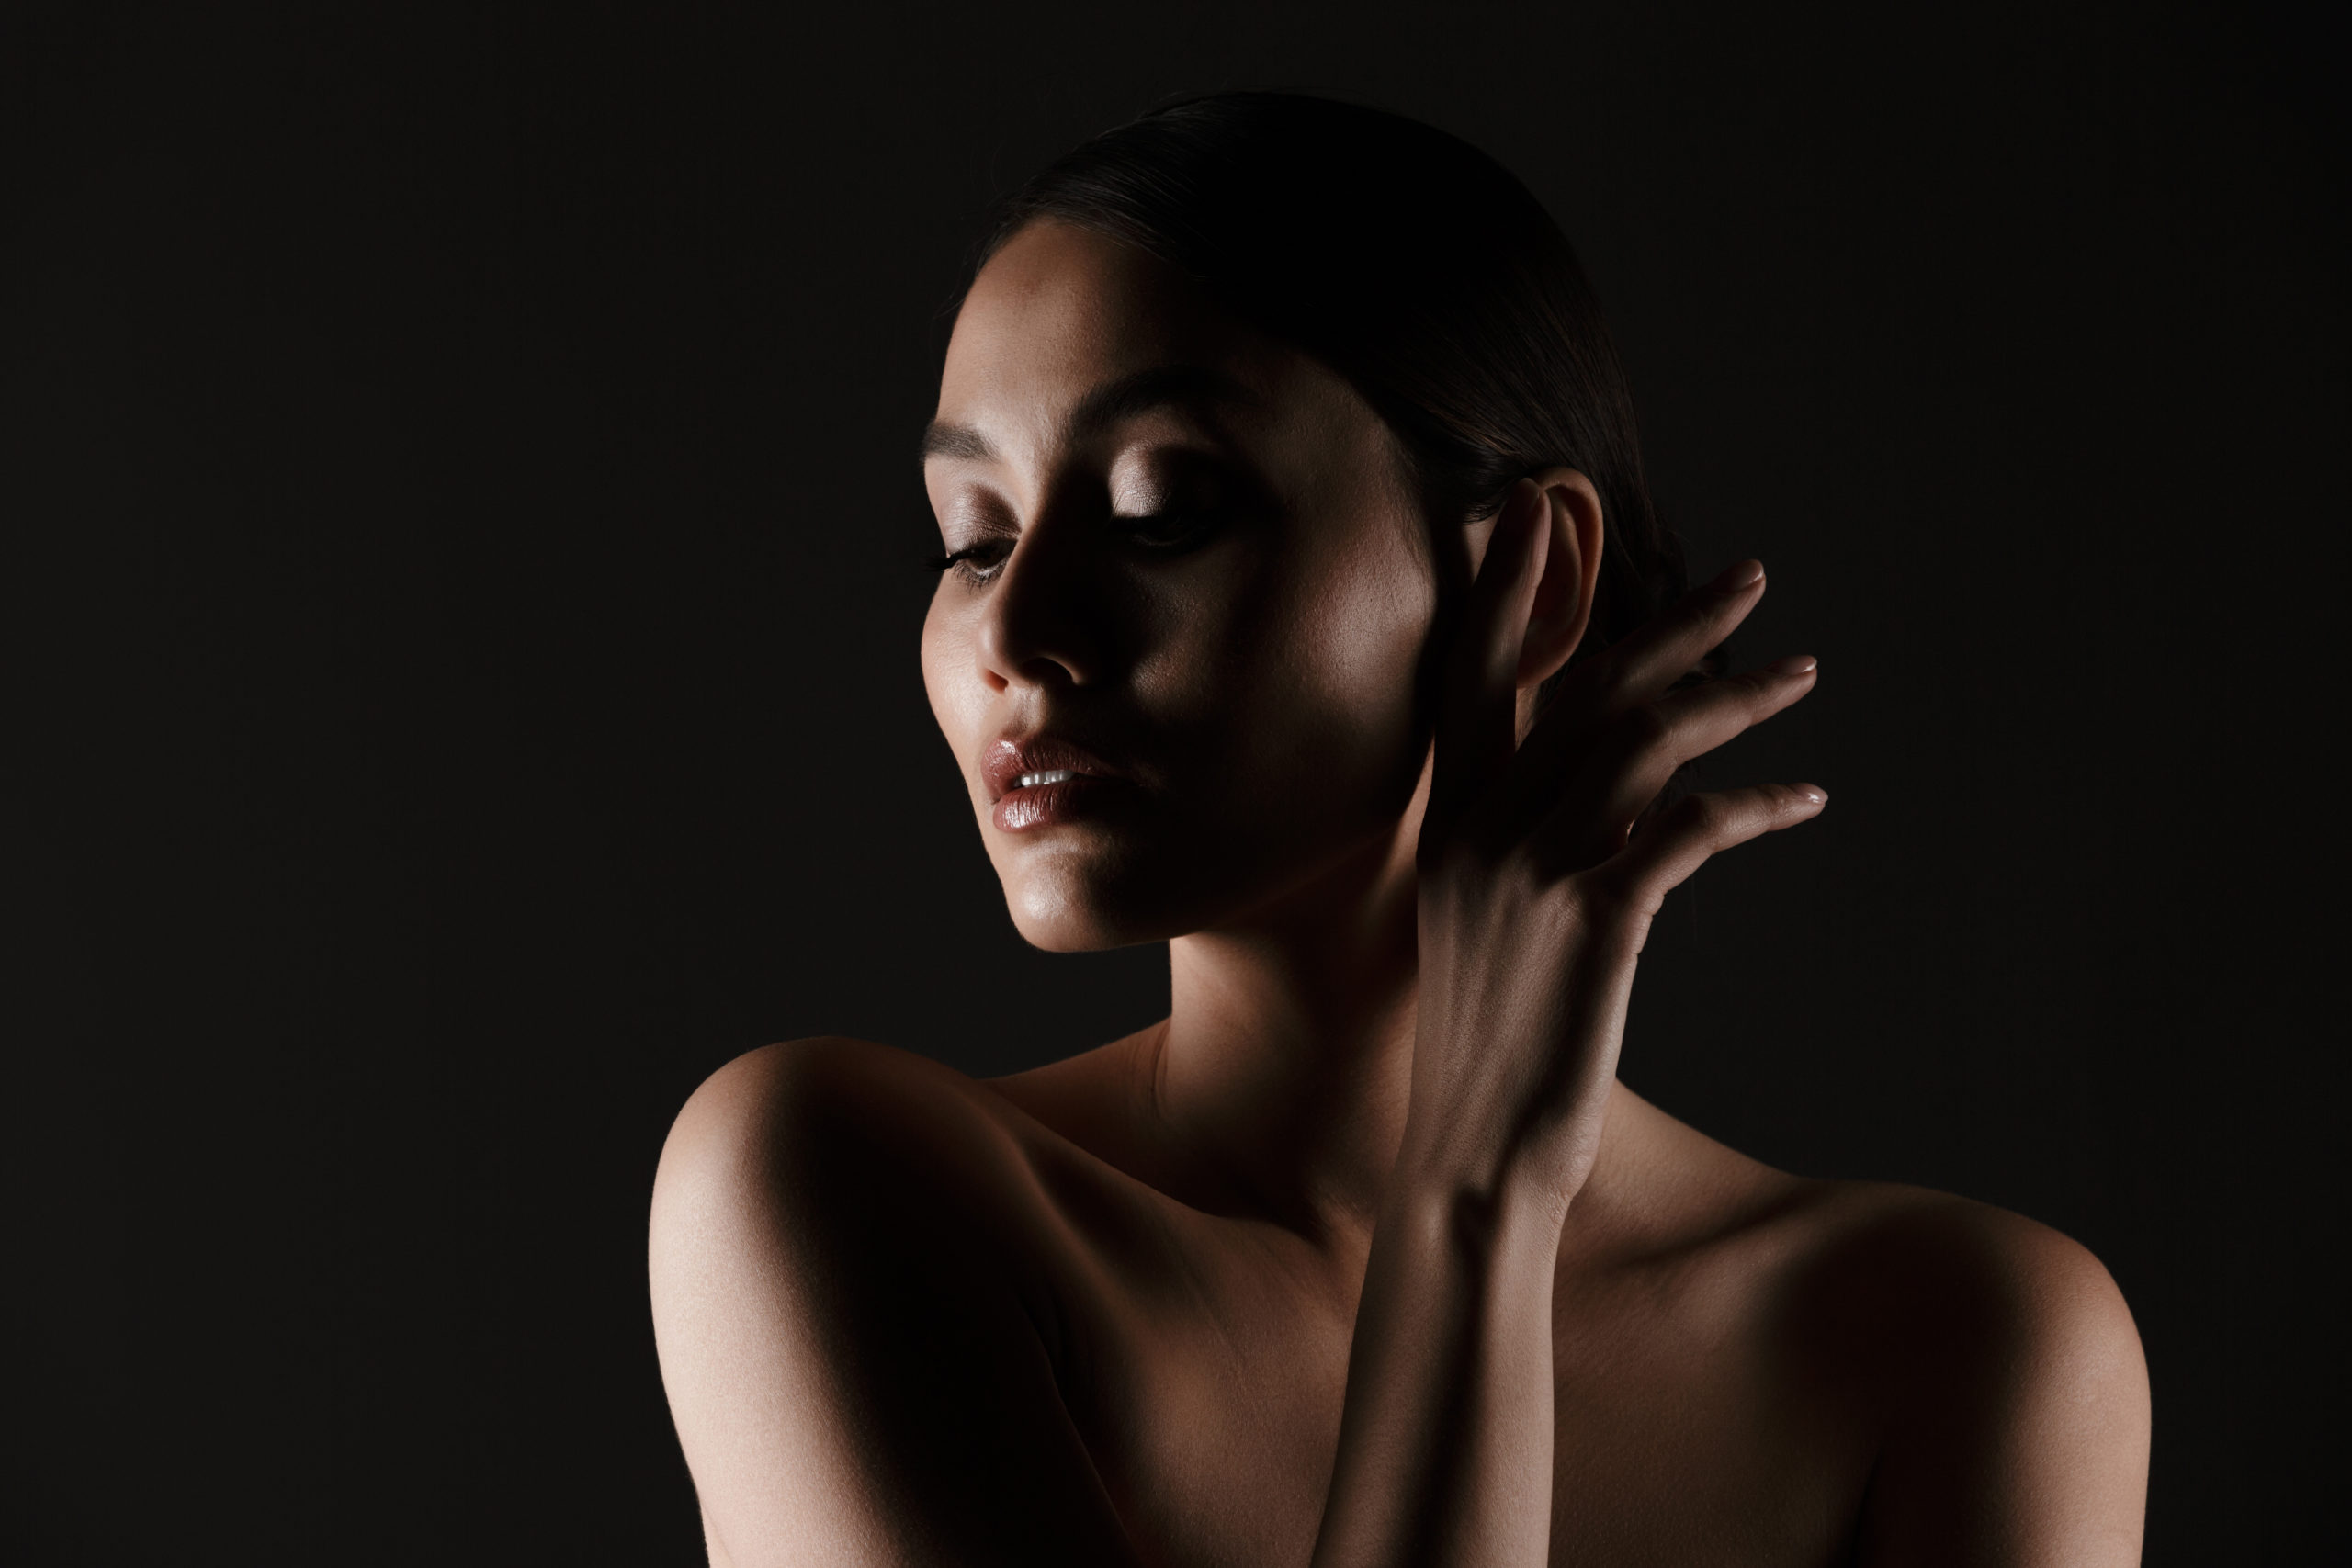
[{"x1": 650, "y1": 220, "x2": 2151, "y2": 1566}]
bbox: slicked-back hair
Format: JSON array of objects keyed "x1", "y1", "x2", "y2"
[{"x1": 969, "y1": 90, "x2": 1710, "y2": 694}]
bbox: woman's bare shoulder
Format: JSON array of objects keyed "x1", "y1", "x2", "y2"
[
  {"x1": 1639, "y1": 1096, "x2": 2152, "y2": 1551},
  {"x1": 1767, "y1": 1170, "x2": 2143, "y2": 1381},
  {"x1": 1608, "y1": 1088, "x2": 2139, "y2": 1352},
  {"x1": 664, "y1": 1034, "x2": 994, "y2": 1138},
  {"x1": 650, "y1": 1038, "x2": 1148, "y2": 1564},
  {"x1": 1811, "y1": 1179, "x2": 2146, "y2": 1434},
  {"x1": 1608, "y1": 1089, "x2": 2145, "y2": 1430},
  {"x1": 1773, "y1": 1175, "x2": 2151, "y2": 1554},
  {"x1": 650, "y1": 1032, "x2": 1171, "y2": 1292},
  {"x1": 653, "y1": 1036, "x2": 1055, "y2": 1223},
  {"x1": 1607, "y1": 1093, "x2": 2148, "y2": 1551}
]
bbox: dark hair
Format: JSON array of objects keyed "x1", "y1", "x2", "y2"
[{"x1": 970, "y1": 90, "x2": 1711, "y2": 693}]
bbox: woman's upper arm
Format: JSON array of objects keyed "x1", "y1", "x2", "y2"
[
  {"x1": 649, "y1": 1040, "x2": 1140, "y2": 1568},
  {"x1": 1854, "y1": 1209, "x2": 2152, "y2": 1568}
]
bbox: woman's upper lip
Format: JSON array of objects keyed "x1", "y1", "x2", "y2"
[{"x1": 981, "y1": 734, "x2": 1127, "y2": 802}]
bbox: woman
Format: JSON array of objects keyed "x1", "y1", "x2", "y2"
[{"x1": 649, "y1": 94, "x2": 2151, "y2": 1566}]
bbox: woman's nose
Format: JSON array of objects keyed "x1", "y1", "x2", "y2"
[{"x1": 975, "y1": 514, "x2": 1104, "y2": 694}]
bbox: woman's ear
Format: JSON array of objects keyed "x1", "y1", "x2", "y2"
[{"x1": 1515, "y1": 467, "x2": 1605, "y2": 688}]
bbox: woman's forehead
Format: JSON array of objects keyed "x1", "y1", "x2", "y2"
[
  {"x1": 942, "y1": 224, "x2": 1253, "y2": 417},
  {"x1": 933, "y1": 220, "x2": 1381, "y2": 476}
]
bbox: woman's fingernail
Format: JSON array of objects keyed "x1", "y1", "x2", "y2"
[
  {"x1": 1711, "y1": 559, "x2": 1763, "y2": 592},
  {"x1": 1511, "y1": 479, "x2": 1545, "y2": 531},
  {"x1": 1797, "y1": 784, "x2": 1827, "y2": 806},
  {"x1": 1768, "y1": 654, "x2": 1818, "y2": 677}
]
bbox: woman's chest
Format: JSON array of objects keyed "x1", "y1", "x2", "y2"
[
  {"x1": 1046, "y1": 1228, "x2": 1874, "y2": 1568},
  {"x1": 1047, "y1": 1224, "x2": 1353, "y2": 1568},
  {"x1": 1540, "y1": 1266, "x2": 1876, "y2": 1567}
]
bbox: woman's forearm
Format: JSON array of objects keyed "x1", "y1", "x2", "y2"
[
  {"x1": 1308, "y1": 501, "x2": 1818, "y2": 1567},
  {"x1": 1311, "y1": 1163, "x2": 1570, "y2": 1568}
]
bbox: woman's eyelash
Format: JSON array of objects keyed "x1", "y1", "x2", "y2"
[
  {"x1": 1115, "y1": 510, "x2": 1216, "y2": 547},
  {"x1": 925, "y1": 511, "x2": 1216, "y2": 581},
  {"x1": 923, "y1": 541, "x2": 1012, "y2": 581}
]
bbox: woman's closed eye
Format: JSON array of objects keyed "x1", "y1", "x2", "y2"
[
  {"x1": 1112, "y1": 507, "x2": 1219, "y2": 552},
  {"x1": 925, "y1": 537, "x2": 1013, "y2": 584},
  {"x1": 926, "y1": 507, "x2": 1222, "y2": 586}
]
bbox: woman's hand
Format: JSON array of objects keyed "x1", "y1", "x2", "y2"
[
  {"x1": 1403, "y1": 479, "x2": 1826, "y2": 1213},
  {"x1": 1312, "y1": 480, "x2": 1826, "y2": 1568}
]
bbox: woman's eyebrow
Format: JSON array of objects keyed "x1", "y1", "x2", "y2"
[
  {"x1": 1065, "y1": 364, "x2": 1261, "y2": 442},
  {"x1": 919, "y1": 422, "x2": 995, "y2": 464},
  {"x1": 918, "y1": 364, "x2": 1260, "y2": 468}
]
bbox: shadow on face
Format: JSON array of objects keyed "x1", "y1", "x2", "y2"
[{"x1": 919, "y1": 220, "x2": 1456, "y2": 952}]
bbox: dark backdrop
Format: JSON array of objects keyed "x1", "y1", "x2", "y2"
[{"x1": 9, "y1": 2, "x2": 2344, "y2": 1562}]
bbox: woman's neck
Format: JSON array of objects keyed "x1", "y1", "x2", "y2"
[{"x1": 1150, "y1": 820, "x2": 1425, "y2": 1253}]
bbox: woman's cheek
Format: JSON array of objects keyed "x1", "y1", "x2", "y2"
[
  {"x1": 920, "y1": 597, "x2": 991, "y2": 783},
  {"x1": 1297, "y1": 533, "x2": 1434, "y2": 731},
  {"x1": 1122, "y1": 554, "x2": 1263, "y2": 724}
]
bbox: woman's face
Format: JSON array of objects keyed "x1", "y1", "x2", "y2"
[{"x1": 921, "y1": 220, "x2": 1450, "y2": 952}]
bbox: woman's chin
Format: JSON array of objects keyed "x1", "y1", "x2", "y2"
[
  {"x1": 1004, "y1": 881, "x2": 1164, "y2": 953},
  {"x1": 999, "y1": 856, "x2": 1210, "y2": 953},
  {"x1": 992, "y1": 814, "x2": 1413, "y2": 953}
]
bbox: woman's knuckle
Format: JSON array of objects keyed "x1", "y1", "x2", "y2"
[
  {"x1": 1505, "y1": 846, "x2": 1557, "y2": 899},
  {"x1": 1622, "y1": 703, "x2": 1673, "y2": 750},
  {"x1": 1684, "y1": 793, "x2": 1733, "y2": 835},
  {"x1": 1575, "y1": 867, "x2": 1657, "y2": 931},
  {"x1": 1564, "y1": 867, "x2": 1621, "y2": 919}
]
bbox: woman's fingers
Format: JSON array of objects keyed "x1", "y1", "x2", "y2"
[
  {"x1": 1588, "y1": 781, "x2": 1827, "y2": 915},
  {"x1": 1533, "y1": 655, "x2": 1819, "y2": 868},
  {"x1": 1510, "y1": 559, "x2": 1767, "y2": 794},
  {"x1": 1600, "y1": 558, "x2": 1767, "y2": 705},
  {"x1": 1428, "y1": 480, "x2": 1550, "y2": 835}
]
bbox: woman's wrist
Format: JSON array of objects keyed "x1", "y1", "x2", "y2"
[{"x1": 1385, "y1": 1135, "x2": 1579, "y2": 1259}]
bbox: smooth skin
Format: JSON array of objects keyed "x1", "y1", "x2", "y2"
[{"x1": 650, "y1": 220, "x2": 2151, "y2": 1566}]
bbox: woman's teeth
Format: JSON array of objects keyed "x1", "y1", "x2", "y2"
[{"x1": 1013, "y1": 770, "x2": 1081, "y2": 789}]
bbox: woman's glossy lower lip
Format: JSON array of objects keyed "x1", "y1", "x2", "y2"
[{"x1": 992, "y1": 774, "x2": 1129, "y2": 832}]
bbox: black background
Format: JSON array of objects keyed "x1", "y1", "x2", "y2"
[{"x1": 8, "y1": 2, "x2": 2345, "y2": 1562}]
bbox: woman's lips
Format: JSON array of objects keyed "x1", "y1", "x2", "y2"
[
  {"x1": 992, "y1": 772, "x2": 1127, "y2": 832},
  {"x1": 981, "y1": 735, "x2": 1133, "y2": 832}
]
